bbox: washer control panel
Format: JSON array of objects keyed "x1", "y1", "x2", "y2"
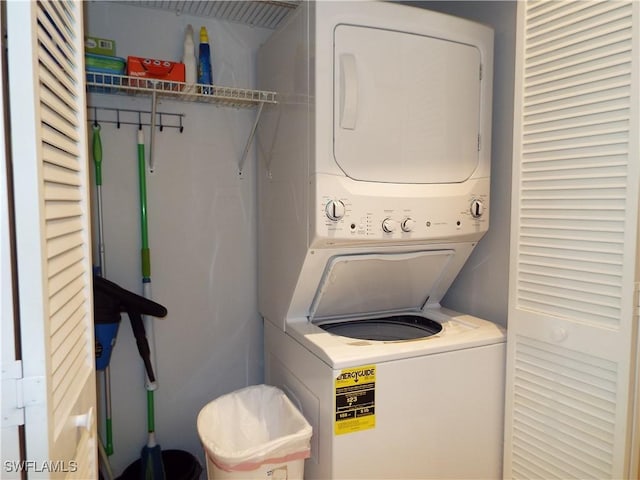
[{"x1": 314, "y1": 177, "x2": 490, "y2": 246}]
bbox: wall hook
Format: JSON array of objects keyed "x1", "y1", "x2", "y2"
[{"x1": 87, "y1": 105, "x2": 185, "y2": 132}]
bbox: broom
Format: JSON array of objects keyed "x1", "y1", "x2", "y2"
[{"x1": 136, "y1": 124, "x2": 165, "y2": 480}]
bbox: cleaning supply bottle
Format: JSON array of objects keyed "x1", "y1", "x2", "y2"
[
  {"x1": 182, "y1": 24, "x2": 196, "y2": 93},
  {"x1": 198, "y1": 26, "x2": 212, "y2": 94}
]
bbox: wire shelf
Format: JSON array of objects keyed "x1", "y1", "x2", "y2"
[
  {"x1": 121, "y1": 1, "x2": 301, "y2": 30},
  {"x1": 86, "y1": 72, "x2": 278, "y2": 108}
]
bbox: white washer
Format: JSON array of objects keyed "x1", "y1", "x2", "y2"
[
  {"x1": 265, "y1": 310, "x2": 505, "y2": 479},
  {"x1": 257, "y1": 2, "x2": 504, "y2": 478}
]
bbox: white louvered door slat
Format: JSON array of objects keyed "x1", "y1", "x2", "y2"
[
  {"x1": 43, "y1": 162, "x2": 82, "y2": 186},
  {"x1": 6, "y1": 1, "x2": 97, "y2": 478},
  {"x1": 43, "y1": 144, "x2": 82, "y2": 172},
  {"x1": 38, "y1": 1, "x2": 76, "y2": 47},
  {"x1": 505, "y1": 1, "x2": 639, "y2": 479}
]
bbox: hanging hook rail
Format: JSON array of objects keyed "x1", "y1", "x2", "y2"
[{"x1": 87, "y1": 105, "x2": 186, "y2": 132}]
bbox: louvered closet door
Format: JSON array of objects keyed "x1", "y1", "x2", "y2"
[
  {"x1": 6, "y1": 1, "x2": 97, "y2": 478},
  {"x1": 504, "y1": 1, "x2": 639, "y2": 479}
]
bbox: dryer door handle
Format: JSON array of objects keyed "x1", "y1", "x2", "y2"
[{"x1": 340, "y1": 54, "x2": 358, "y2": 130}]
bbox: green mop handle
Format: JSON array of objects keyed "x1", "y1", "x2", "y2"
[
  {"x1": 147, "y1": 391, "x2": 156, "y2": 436},
  {"x1": 92, "y1": 124, "x2": 114, "y2": 457},
  {"x1": 137, "y1": 129, "x2": 157, "y2": 440},
  {"x1": 93, "y1": 124, "x2": 107, "y2": 278},
  {"x1": 93, "y1": 124, "x2": 103, "y2": 186},
  {"x1": 137, "y1": 133, "x2": 150, "y2": 278}
]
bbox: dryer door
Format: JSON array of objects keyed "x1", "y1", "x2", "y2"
[{"x1": 333, "y1": 25, "x2": 482, "y2": 184}]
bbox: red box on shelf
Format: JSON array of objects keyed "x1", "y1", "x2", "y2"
[{"x1": 127, "y1": 56, "x2": 185, "y2": 88}]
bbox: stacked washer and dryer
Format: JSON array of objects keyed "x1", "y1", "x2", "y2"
[{"x1": 257, "y1": 2, "x2": 505, "y2": 479}]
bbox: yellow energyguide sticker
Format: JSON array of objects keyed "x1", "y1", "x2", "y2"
[{"x1": 334, "y1": 364, "x2": 376, "y2": 435}]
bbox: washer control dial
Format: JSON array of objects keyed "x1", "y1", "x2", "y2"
[
  {"x1": 325, "y1": 200, "x2": 346, "y2": 221},
  {"x1": 470, "y1": 199, "x2": 484, "y2": 218},
  {"x1": 382, "y1": 218, "x2": 396, "y2": 233},
  {"x1": 401, "y1": 217, "x2": 415, "y2": 232}
]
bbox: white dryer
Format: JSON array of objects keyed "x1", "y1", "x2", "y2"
[{"x1": 257, "y1": 2, "x2": 505, "y2": 478}]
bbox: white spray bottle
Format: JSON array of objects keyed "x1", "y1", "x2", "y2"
[{"x1": 182, "y1": 24, "x2": 196, "y2": 93}]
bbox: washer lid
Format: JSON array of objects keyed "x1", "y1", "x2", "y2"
[{"x1": 308, "y1": 250, "x2": 455, "y2": 323}]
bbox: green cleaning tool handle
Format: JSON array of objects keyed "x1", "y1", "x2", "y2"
[
  {"x1": 141, "y1": 249, "x2": 151, "y2": 279},
  {"x1": 106, "y1": 418, "x2": 113, "y2": 455},
  {"x1": 137, "y1": 130, "x2": 150, "y2": 277},
  {"x1": 147, "y1": 390, "x2": 155, "y2": 433},
  {"x1": 92, "y1": 124, "x2": 103, "y2": 186}
]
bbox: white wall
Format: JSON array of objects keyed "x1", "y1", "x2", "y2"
[
  {"x1": 410, "y1": 1, "x2": 517, "y2": 327},
  {"x1": 85, "y1": 3, "x2": 271, "y2": 475}
]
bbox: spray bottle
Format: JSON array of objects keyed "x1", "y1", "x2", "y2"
[
  {"x1": 198, "y1": 26, "x2": 212, "y2": 94},
  {"x1": 182, "y1": 25, "x2": 196, "y2": 92}
]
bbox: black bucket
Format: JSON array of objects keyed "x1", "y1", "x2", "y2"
[{"x1": 117, "y1": 449, "x2": 203, "y2": 480}]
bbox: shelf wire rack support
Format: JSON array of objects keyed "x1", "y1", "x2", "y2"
[{"x1": 238, "y1": 101, "x2": 264, "y2": 178}]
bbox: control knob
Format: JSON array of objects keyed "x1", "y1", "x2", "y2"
[
  {"x1": 382, "y1": 218, "x2": 396, "y2": 233},
  {"x1": 401, "y1": 217, "x2": 415, "y2": 232},
  {"x1": 470, "y1": 199, "x2": 484, "y2": 218},
  {"x1": 325, "y1": 200, "x2": 346, "y2": 221}
]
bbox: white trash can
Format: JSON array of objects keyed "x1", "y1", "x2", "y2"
[{"x1": 197, "y1": 385, "x2": 312, "y2": 479}]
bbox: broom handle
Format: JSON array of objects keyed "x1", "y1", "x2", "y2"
[{"x1": 137, "y1": 129, "x2": 158, "y2": 393}]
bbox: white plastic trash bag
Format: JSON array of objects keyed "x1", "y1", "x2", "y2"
[{"x1": 197, "y1": 385, "x2": 312, "y2": 473}]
